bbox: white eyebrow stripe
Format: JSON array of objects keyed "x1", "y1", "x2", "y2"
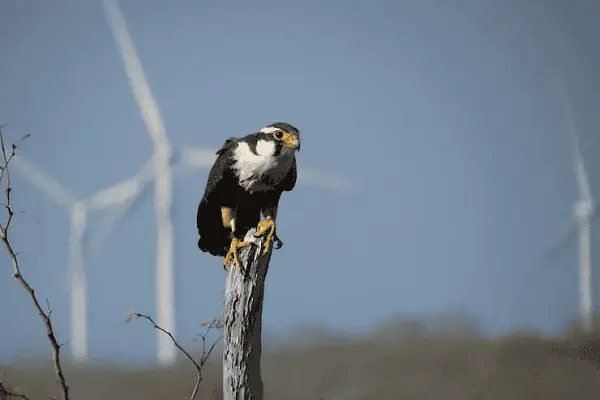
[{"x1": 260, "y1": 126, "x2": 283, "y2": 134}]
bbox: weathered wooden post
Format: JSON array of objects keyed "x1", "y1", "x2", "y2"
[{"x1": 222, "y1": 228, "x2": 274, "y2": 400}]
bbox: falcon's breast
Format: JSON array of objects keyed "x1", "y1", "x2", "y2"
[{"x1": 231, "y1": 140, "x2": 294, "y2": 193}]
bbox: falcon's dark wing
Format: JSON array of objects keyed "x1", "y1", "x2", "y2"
[
  {"x1": 281, "y1": 156, "x2": 297, "y2": 192},
  {"x1": 196, "y1": 138, "x2": 237, "y2": 256},
  {"x1": 259, "y1": 156, "x2": 298, "y2": 251}
]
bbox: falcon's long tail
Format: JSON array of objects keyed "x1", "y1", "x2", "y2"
[{"x1": 196, "y1": 200, "x2": 230, "y2": 257}]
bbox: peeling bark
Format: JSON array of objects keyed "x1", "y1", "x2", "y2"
[{"x1": 222, "y1": 228, "x2": 273, "y2": 400}]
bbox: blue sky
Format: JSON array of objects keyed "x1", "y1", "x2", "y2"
[{"x1": 1, "y1": 0, "x2": 599, "y2": 364}]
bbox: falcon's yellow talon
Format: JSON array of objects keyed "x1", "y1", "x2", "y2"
[
  {"x1": 224, "y1": 238, "x2": 250, "y2": 270},
  {"x1": 254, "y1": 216, "x2": 276, "y2": 255}
]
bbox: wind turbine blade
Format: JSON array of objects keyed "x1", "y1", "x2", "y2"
[
  {"x1": 533, "y1": 218, "x2": 578, "y2": 273},
  {"x1": 570, "y1": 126, "x2": 592, "y2": 203},
  {"x1": 506, "y1": 216, "x2": 578, "y2": 328},
  {"x1": 297, "y1": 167, "x2": 353, "y2": 192},
  {"x1": 88, "y1": 174, "x2": 153, "y2": 254},
  {"x1": 11, "y1": 156, "x2": 76, "y2": 206},
  {"x1": 84, "y1": 158, "x2": 155, "y2": 210},
  {"x1": 555, "y1": 73, "x2": 592, "y2": 203},
  {"x1": 103, "y1": 0, "x2": 170, "y2": 149},
  {"x1": 180, "y1": 147, "x2": 217, "y2": 168},
  {"x1": 85, "y1": 178, "x2": 146, "y2": 210}
]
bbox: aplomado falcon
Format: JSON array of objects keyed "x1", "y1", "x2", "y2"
[{"x1": 196, "y1": 122, "x2": 300, "y2": 270}]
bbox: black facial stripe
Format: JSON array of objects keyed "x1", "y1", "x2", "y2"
[{"x1": 247, "y1": 138, "x2": 258, "y2": 155}]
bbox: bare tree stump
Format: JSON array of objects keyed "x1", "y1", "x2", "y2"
[{"x1": 222, "y1": 228, "x2": 274, "y2": 400}]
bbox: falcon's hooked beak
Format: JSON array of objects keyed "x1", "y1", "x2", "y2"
[{"x1": 284, "y1": 134, "x2": 300, "y2": 151}]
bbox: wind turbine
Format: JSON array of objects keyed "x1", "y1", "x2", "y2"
[
  {"x1": 103, "y1": 0, "x2": 180, "y2": 365},
  {"x1": 102, "y1": 0, "x2": 353, "y2": 365},
  {"x1": 11, "y1": 155, "x2": 155, "y2": 362},
  {"x1": 558, "y1": 83, "x2": 597, "y2": 333},
  {"x1": 534, "y1": 73, "x2": 600, "y2": 334}
]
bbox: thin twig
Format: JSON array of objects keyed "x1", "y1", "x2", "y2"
[
  {"x1": 0, "y1": 381, "x2": 31, "y2": 400},
  {"x1": 127, "y1": 310, "x2": 222, "y2": 400},
  {"x1": 0, "y1": 129, "x2": 70, "y2": 400},
  {"x1": 193, "y1": 319, "x2": 223, "y2": 399}
]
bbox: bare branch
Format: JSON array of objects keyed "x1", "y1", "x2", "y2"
[
  {"x1": 0, "y1": 129, "x2": 70, "y2": 400},
  {"x1": 222, "y1": 228, "x2": 274, "y2": 400},
  {"x1": 0, "y1": 381, "x2": 31, "y2": 400},
  {"x1": 127, "y1": 310, "x2": 221, "y2": 399}
]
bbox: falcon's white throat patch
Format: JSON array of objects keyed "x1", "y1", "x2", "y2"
[
  {"x1": 255, "y1": 139, "x2": 276, "y2": 156},
  {"x1": 232, "y1": 140, "x2": 279, "y2": 192}
]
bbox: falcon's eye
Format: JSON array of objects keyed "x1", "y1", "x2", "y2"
[{"x1": 273, "y1": 131, "x2": 284, "y2": 140}]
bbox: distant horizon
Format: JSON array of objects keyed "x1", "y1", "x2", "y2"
[{"x1": 4, "y1": 310, "x2": 598, "y2": 367}]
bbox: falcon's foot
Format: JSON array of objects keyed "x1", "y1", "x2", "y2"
[
  {"x1": 272, "y1": 233, "x2": 284, "y2": 250},
  {"x1": 254, "y1": 216, "x2": 277, "y2": 255},
  {"x1": 224, "y1": 237, "x2": 250, "y2": 270}
]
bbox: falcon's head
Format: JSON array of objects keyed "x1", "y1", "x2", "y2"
[{"x1": 256, "y1": 122, "x2": 301, "y2": 155}]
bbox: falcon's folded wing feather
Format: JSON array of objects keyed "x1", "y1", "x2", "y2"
[{"x1": 196, "y1": 138, "x2": 238, "y2": 256}]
